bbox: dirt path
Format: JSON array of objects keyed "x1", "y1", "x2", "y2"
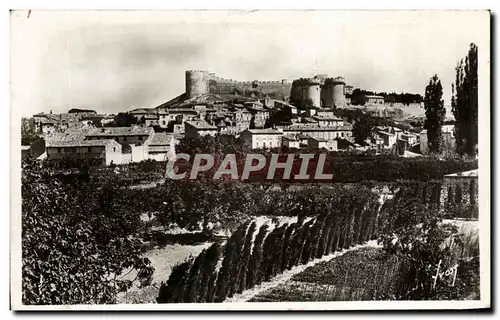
[{"x1": 223, "y1": 240, "x2": 381, "y2": 303}]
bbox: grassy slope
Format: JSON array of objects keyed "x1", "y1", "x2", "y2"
[{"x1": 250, "y1": 247, "x2": 480, "y2": 302}]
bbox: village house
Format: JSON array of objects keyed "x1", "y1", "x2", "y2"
[
  {"x1": 129, "y1": 108, "x2": 156, "y2": 121},
  {"x1": 315, "y1": 109, "x2": 336, "y2": 118},
  {"x1": 307, "y1": 137, "x2": 338, "y2": 151},
  {"x1": 376, "y1": 130, "x2": 397, "y2": 149},
  {"x1": 84, "y1": 126, "x2": 154, "y2": 146},
  {"x1": 143, "y1": 114, "x2": 160, "y2": 127},
  {"x1": 145, "y1": 132, "x2": 178, "y2": 161},
  {"x1": 365, "y1": 95, "x2": 385, "y2": 104},
  {"x1": 282, "y1": 135, "x2": 301, "y2": 149},
  {"x1": 312, "y1": 115, "x2": 344, "y2": 127},
  {"x1": 240, "y1": 128, "x2": 283, "y2": 149},
  {"x1": 45, "y1": 138, "x2": 123, "y2": 166},
  {"x1": 283, "y1": 123, "x2": 353, "y2": 141},
  {"x1": 273, "y1": 100, "x2": 298, "y2": 115},
  {"x1": 184, "y1": 120, "x2": 218, "y2": 138}
]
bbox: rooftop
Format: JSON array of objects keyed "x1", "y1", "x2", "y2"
[
  {"x1": 309, "y1": 137, "x2": 329, "y2": 142},
  {"x1": 312, "y1": 115, "x2": 343, "y2": 121},
  {"x1": 185, "y1": 120, "x2": 217, "y2": 130},
  {"x1": 245, "y1": 128, "x2": 283, "y2": 135},
  {"x1": 284, "y1": 124, "x2": 353, "y2": 132},
  {"x1": 86, "y1": 127, "x2": 153, "y2": 136},
  {"x1": 47, "y1": 138, "x2": 119, "y2": 148},
  {"x1": 282, "y1": 135, "x2": 299, "y2": 141},
  {"x1": 147, "y1": 132, "x2": 174, "y2": 146}
]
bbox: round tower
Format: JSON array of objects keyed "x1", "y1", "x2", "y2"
[
  {"x1": 185, "y1": 70, "x2": 209, "y2": 99},
  {"x1": 291, "y1": 77, "x2": 321, "y2": 108},
  {"x1": 324, "y1": 77, "x2": 346, "y2": 108}
]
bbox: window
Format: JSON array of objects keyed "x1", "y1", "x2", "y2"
[
  {"x1": 113, "y1": 147, "x2": 116, "y2": 152},
  {"x1": 87, "y1": 147, "x2": 92, "y2": 153},
  {"x1": 124, "y1": 136, "x2": 128, "y2": 141},
  {"x1": 58, "y1": 148, "x2": 62, "y2": 153}
]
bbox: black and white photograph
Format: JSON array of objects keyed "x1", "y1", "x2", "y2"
[{"x1": 9, "y1": 9, "x2": 491, "y2": 311}]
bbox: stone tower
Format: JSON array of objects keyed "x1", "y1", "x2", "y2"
[
  {"x1": 185, "y1": 70, "x2": 209, "y2": 99},
  {"x1": 291, "y1": 77, "x2": 322, "y2": 108},
  {"x1": 322, "y1": 77, "x2": 346, "y2": 108}
]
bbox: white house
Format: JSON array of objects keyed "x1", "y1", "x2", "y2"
[{"x1": 240, "y1": 128, "x2": 283, "y2": 150}]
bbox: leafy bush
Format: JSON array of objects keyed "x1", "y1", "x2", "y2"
[{"x1": 22, "y1": 162, "x2": 154, "y2": 305}]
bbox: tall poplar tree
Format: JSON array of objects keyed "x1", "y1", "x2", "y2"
[
  {"x1": 452, "y1": 43, "x2": 478, "y2": 156},
  {"x1": 424, "y1": 74, "x2": 445, "y2": 153}
]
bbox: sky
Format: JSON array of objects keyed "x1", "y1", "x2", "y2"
[{"x1": 11, "y1": 10, "x2": 490, "y2": 117}]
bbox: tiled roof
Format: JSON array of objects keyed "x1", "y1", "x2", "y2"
[
  {"x1": 129, "y1": 108, "x2": 156, "y2": 114},
  {"x1": 245, "y1": 129, "x2": 283, "y2": 135},
  {"x1": 185, "y1": 120, "x2": 217, "y2": 130},
  {"x1": 309, "y1": 137, "x2": 329, "y2": 142},
  {"x1": 282, "y1": 135, "x2": 299, "y2": 141},
  {"x1": 312, "y1": 115, "x2": 343, "y2": 121},
  {"x1": 86, "y1": 127, "x2": 153, "y2": 136},
  {"x1": 47, "y1": 136, "x2": 119, "y2": 148},
  {"x1": 284, "y1": 125, "x2": 353, "y2": 132},
  {"x1": 147, "y1": 132, "x2": 174, "y2": 146}
]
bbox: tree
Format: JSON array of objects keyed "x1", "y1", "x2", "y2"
[
  {"x1": 452, "y1": 43, "x2": 478, "y2": 156},
  {"x1": 379, "y1": 196, "x2": 459, "y2": 299},
  {"x1": 351, "y1": 89, "x2": 368, "y2": 106},
  {"x1": 21, "y1": 118, "x2": 39, "y2": 146},
  {"x1": 424, "y1": 74, "x2": 445, "y2": 153},
  {"x1": 114, "y1": 113, "x2": 139, "y2": 127},
  {"x1": 22, "y1": 160, "x2": 154, "y2": 304},
  {"x1": 352, "y1": 115, "x2": 373, "y2": 145}
]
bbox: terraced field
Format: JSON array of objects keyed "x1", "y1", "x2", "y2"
[{"x1": 249, "y1": 248, "x2": 403, "y2": 302}]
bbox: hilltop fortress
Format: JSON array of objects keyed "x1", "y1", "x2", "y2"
[
  {"x1": 290, "y1": 75, "x2": 348, "y2": 109},
  {"x1": 185, "y1": 70, "x2": 292, "y2": 100},
  {"x1": 183, "y1": 70, "x2": 350, "y2": 109}
]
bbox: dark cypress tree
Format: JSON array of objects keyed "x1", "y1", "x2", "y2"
[
  {"x1": 280, "y1": 223, "x2": 298, "y2": 272},
  {"x1": 197, "y1": 243, "x2": 222, "y2": 302},
  {"x1": 156, "y1": 259, "x2": 193, "y2": 303},
  {"x1": 302, "y1": 217, "x2": 324, "y2": 263},
  {"x1": 214, "y1": 222, "x2": 248, "y2": 302},
  {"x1": 424, "y1": 74, "x2": 446, "y2": 154},
  {"x1": 267, "y1": 224, "x2": 288, "y2": 280},
  {"x1": 296, "y1": 219, "x2": 315, "y2": 265},
  {"x1": 236, "y1": 222, "x2": 257, "y2": 294},
  {"x1": 183, "y1": 250, "x2": 207, "y2": 302},
  {"x1": 260, "y1": 228, "x2": 276, "y2": 283},
  {"x1": 228, "y1": 222, "x2": 250, "y2": 298},
  {"x1": 205, "y1": 272, "x2": 218, "y2": 303},
  {"x1": 325, "y1": 215, "x2": 338, "y2": 254},
  {"x1": 246, "y1": 224, "x2": 268, "y2": 289},
  {"x1": 453, "y1": 43, "x2": 478, "y2": 156}
]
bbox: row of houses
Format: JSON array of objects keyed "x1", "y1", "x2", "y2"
[
  {"x1": 33, "y1": 111, "x2": 115, "y2": 135},
  {"x1": 44, "y1": 126, "x2": 177, "y2": 165}
]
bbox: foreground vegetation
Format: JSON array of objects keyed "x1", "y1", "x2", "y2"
[
  {"x1": 251, "y1": 246, "x2": 480, "y2": 302},
  {"x1": 21, "y1": 150, "x2": 478, "y2": 304}
]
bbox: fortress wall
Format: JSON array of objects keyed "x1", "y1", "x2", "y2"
[{"x1": 207, "y1": 75, "x2": 291, "y2": 98}]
